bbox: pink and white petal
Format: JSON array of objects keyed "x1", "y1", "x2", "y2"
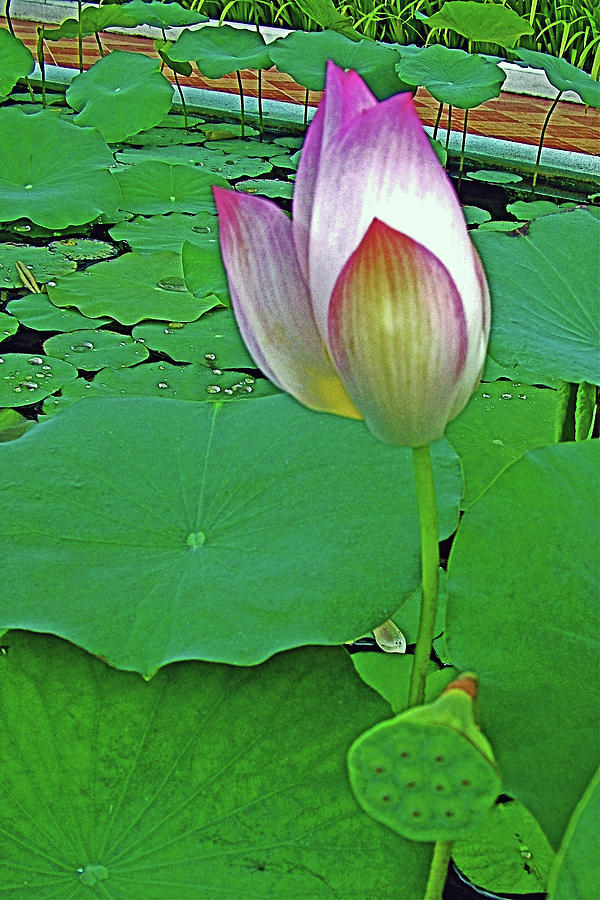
[
  {"x1": 214, "y1": 186, "x2": 360, "y2": 419},
  {"x1": 293, "y1": 61, "x2": 377, "y2": 281},
  {"x1": 327, "y1": 219, "x2": 469, "y2": 447},
  {"x1": 308, "y1": 89, "x2": 479, "y2": 341}
]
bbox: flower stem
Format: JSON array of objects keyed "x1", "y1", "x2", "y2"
[
  {"x1": 408, "y1": 444, "x2": 439, "y2": 709},
  {"x1": 424, "y1": 840, "x2": 453, "y2": 900}
]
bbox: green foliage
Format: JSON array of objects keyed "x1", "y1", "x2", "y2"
[
  {"x1": 0, "y1": 395, "x2": 461, "y2": 673},
  {"x1": 0, "y1": 108, "x2": 120, "y2": 228},
  {"x1": 446, "y1": 440, "x2": 599, "y2": 846},
  {"x1": 395, "y1": 45, "x2": 506, "y2": 108},
  {"x1": 452, "y1": 800, "x2": 555, "y2": 893},
  {"x1": 547, "y1": 769, "x2": 600, "y2": 899},
  {"x1": 0, "y1": 27, "x2": 35, "y2": 99},
  {"x1": 66, "y1": 51, "x2": 175, "y2": 142},
  {"x1": 0, "y1": 632, "x2": 431, "y2": 897},
  {"x1": 474, "y1": 209, "x2": 600, "y2": 386}
]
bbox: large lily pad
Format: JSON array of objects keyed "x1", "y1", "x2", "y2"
[
  {"x1": 446, "y1": 381, "x2": 556, "y2": 509},
  {"x1": 268, "y1": 30, "x2": 409, "y2": 98},
  {"x1": 0, "y1": 394, "x2": 461, "y2": 674},
  {"x1": 547, "y1": 769, "x2": 600, "y2": 900},
  {"x1": 0, "y1": 108, "x2": 120, "y2": 228},
  {"x1": 114, "y1": 161, "x2": 228, "y2": 215},
  {"x1": 66, "y1": 51, "x2": 174, "y2": 143},
  {"x1": 131, "y1": 307, "x2": 256, "y2": 366},
  {"x1": 6, "y1": 292, "x2": 112, "y2": 331},
  {"x1": 514, "y1": 48, "x2": 600, "y2": 107},
  {"x1": 42, "y1": 364, "x2": 277, "y2": 416},
  {"x1": 117, "y1": 144, "x2": 273, "y2": 179},
  {"x1": 47, "y1": 251, "x2": 217, "y2": 325},
  {"x1": 473, "y1": 209, "x2": 600, "y2": 385},
  {"x1": 0, "y1": 353, "x2": 78, "y2": 407},
  {"x1": 446, "y1": 440, "x2": 600, "y2": 847},
  {"x1": 0, "y1": 631, "x2": 431, "y2": 898},
  {"x1": 109, "y1": 212, "x2": 218, "y2": 254},
  {"x1": 424, "y1": 1, "x2": 533, "y2": 47},
  {"x1": 169, "y1": 24, "x2": 272, "y2": 78},
  {"x1": 395, "y1": 45, "x2": 505, "y2": 108},
  {"x1": 0, "y1": 28, "x2": 35, "y2": 99},
  {"x1": 43, "y1": 0, "x2": 207, "y2": 40},
  {"x1": 0, "y1": 243, "x2": 77, "y2": 288},
  {"x1": 42, "y1": 330, "x2": 150, "y2": 371}
]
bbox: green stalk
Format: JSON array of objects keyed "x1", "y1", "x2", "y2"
[
  {"x1": 172, "y1": 70, "x2": 188, "y2": 127},
  {"x1": 424, "y1": 840, "x2": 453, "y2": 900},
  {"x1": 5, "y1": 0, "x2": 15, "y2": 36},
  {"x1": 531, "y1": 92, "x2": 561, "y2": 198},
  {"x1": 554, "y1": 380, "x2": 578, "y2": 442},
  {"x1": 407, "y1": 444, "x2": 439, "y2": 709},
  {"x1": 457, "y1": 107, "x2": 469, "y2": 192},
  {"x1": 36, "y1": 26, "x2": 46, "y2": 109},
  {"x1": 409, "y1": 444, "x2": 447, "y2": 900},
  {"x1": 77, "y1": 0, "x2": 83, "y2": 73},
  {"x1": 236, "y1": 69, "x2": 245, "y2": 137},
  {"x1": 432, "y1": 101, "x2": 443, "y2": 141}
]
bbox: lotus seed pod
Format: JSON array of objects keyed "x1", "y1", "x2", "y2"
[{"x1": 347, "y1": 673, "x2": 501, "y2": 842}]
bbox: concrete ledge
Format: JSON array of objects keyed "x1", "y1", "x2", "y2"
[{"x1": 11, "y1": 0, "x2": 588, "y2": 103}]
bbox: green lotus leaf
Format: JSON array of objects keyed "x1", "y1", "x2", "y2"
[
  {"x1": 0, "y1": 352, "x2": 77, "y2": 407},
  {"x1": 514, "y1": 48, "x2": 600, "y2": 108},
  {"x1": 42, "y1": 330, "x2": 150, "y2": 371},
  {"x1": 268, "y1": 30, "x2": 410, "y2": 98},
  {"x1": 395, "y1": 45, "x2": 505, "y2": 108},
  {"x1": 270, "y1": 152, "x2": 299, "y2": 171},
  {"x1": 202, "y1": 138, "x2": 285, "y2": 158},
  {"x1": 477, "y1": 220, "x2": 527, "y2": 232},
  {"x1": 506, "y1": 200, "x2": 566, "y2": 220},
  {"x1": 108, "y1": 212, "x2": 218, "y2": 254},
  {"x1": 0, "y1": 243, "x2": 77, "y2": 287},
  {"x1": 0, "y1": 407, "x2": 34, "y2": 441},
  {"x1": 0, "y1": 27, "x2": 35, "y2": 99},
  {"x1": 42, "y1": 364, "x2": 276, "y2": 416},
  {"x1": 547, "y1": 769, "x2": 600, "y2": 899},
  {"x1": 446, "y1": 440, "x2": 600, "y2": 847},
  {"x1": 117, "y1": 138, "x2": 272, "y2": 178},
  {"x1": 43, "y1": 1, "x2": 207, "y2": 40},
  {"x1": 168, "y1": 24, "x2": 272, "y2": 78},
  {"x1": 181, "y1": 240, "x2": 230, "y2": 304},
  {"x1": 66, "y1": 51, "x2": 174, "y2": 142},
  {"x1": 473, "y1": 208, "x2": 600, "y2": 385},
  {"x1": 290, "y1": 0, "x2": 361, "y2": 38},
  {"x1": 236, "y1": 178, "x2": 295, "y2": 198},
  {"x1": 452, "y1": 800, "x2": 554, "y2": 894},
  {"x1": 0, "y1": 312, "x2": 19, "y2": 342},
  {"x1": 5, "y1": 292, "x2": 112, "y2": 331},
  {"x1": 114, "y1": 0, "x2": 208, "y2": 28},
  {"x1": 462, "y1": 205, "x2": 492, "y2": 225},
  {"x1": 156, "y1": 39, "x2": 193, "y2": 77},
  {"x1": 114, "y1": 161, "x2": 228, "y2": 215},
  {"x1": 467, "y1": 169, "x2": 523, "y2": 184},
  {"x1": 446, "y1": 381, "x2": 556, "y2": 509},
  {"x1": 131, "y1": 307, "x2": 255, "y2": 367},
  {"x1": 47, "y1": 251, "x2": 218, "y2": 325},
  {"x1": 0, "y1": 108, "x2": 120, "y2": 228},
  {"x1": 124, "y1": 126, "x2": 217, "y2": 147},
  {"x1": 424, "y1": 1, "x2": 533, "y2": 48},
  {"x1": 48, "y1": 237, "x2": 118, "y2": 261},
  {"x1": 0, "y1": 631, "x2": 431, "y2": 897},
  {"x1": 0, "y1": 394, "x2": 461, "y2": 673}
]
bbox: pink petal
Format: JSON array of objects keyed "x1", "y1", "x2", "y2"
[
  {"x1": 307, "y1": 87, "x2": 480, "y2": 346},
  {"x1": 214, "y1": 186, "x2": 361, "y2": 419},
  {"x1": 293, "y1": 61, "x2": 377, "y2": 281},
  {"x1": 328, "y1": 219, "x2": 472, "y2": 447}
]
